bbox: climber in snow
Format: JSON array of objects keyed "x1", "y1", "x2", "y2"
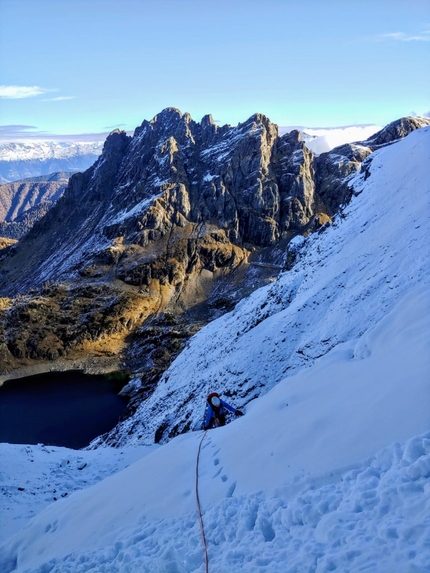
[{"x1": 204, "y1": 392, "x2": 244, "y2": 430}]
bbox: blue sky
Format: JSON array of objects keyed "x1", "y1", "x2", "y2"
[{"x1": 0, "y1": 0, "x2": 429, "y2": 139}]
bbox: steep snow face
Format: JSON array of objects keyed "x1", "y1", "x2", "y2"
[
  {"x1": 0, "y1": 284, "x2": 428, "y2": 572},
  {"x1": 97, "y1": 126, "x2": 430, "y2": 446},
  {"x1": 0, "y1": 141, "x2": 103, "y2": 183}
]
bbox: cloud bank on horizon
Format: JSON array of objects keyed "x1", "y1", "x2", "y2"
[{"x1": 300, "y1": 125, "x2": 383, "y2": 154}]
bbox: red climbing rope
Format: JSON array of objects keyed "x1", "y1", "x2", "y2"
[{"x1": 196, "y1": 430, "x2": 209, "y2": 573}]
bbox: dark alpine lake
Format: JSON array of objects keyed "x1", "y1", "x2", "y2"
[{"x1": 0, "y1": 371, "x2": 128, "y2": 449}]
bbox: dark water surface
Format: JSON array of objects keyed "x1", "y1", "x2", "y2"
[{"x1": 0, "y1": 371, "x2": 128, "y2": 449}]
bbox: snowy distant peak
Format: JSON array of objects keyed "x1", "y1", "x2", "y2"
[
  {"x1": 0, "y1": 140, "x2": 103, "y2": 183},
  {"x1": 0, "y1": 140, "x2": 103, "y2": 162}
]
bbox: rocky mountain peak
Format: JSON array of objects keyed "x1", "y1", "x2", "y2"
[
  {"x1": 201, "y1": 113, "x2": 215, "y2": 128},
  {"x1": 102, "y1": 129, "x2": 131, "y2": 152},
  {"x1": 243, "y1": 112, "x2": 272, "y2": 129},
  {"x1": 150, "y1": 107, "x2": 183, "y2": 131},
  {"x1": 314, "y1": 115, "x2": 430, "y2": 214}
]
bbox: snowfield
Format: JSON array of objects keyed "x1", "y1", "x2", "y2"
[
  {"x1": 0, "y1": 444, "x2": 156, "y2": 543},
  {"x1": 0, "y1": 127, "x2": 429, "y2": 572}
]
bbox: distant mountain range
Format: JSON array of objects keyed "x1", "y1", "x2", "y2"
[{"x1": 0, "y1": 141, "x2": 103, "y2": 183}]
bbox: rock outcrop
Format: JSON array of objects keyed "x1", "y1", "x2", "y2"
[
  {"x1": 0, "y1": 111, "x2": 322, "y2": 377},
  {"x1": 362, "y1": 116, "x2": 430, "y2": 149}
]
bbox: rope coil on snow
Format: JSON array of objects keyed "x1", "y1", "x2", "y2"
[{"x1": 196, "y1": 430, "x2": 209, "y2": 573}]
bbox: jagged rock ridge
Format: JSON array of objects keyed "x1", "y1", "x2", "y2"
[
  {"x1": 93, "y1": 124, "x2": 430, "y2": 446},
  {"x1": 0, "y1": 110, "x2": 327, "y2": 293}
]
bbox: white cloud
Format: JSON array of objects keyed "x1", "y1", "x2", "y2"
[
  {"x1": 301, "y1": 125, "x2": 382, "y2": 154},
  {"x1": 380, "y1": 30, "x2": 430, "y2": 42},
  {"x1": 42, "y1": 96, "x2": 76, "y2": 102},
  {"x1": 0, "y1": 85, "x2": 52, "y2": 99}
]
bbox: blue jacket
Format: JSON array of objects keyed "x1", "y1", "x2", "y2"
[{"x1": 205, "y1": 399, "x2": 237, "y2": 429}]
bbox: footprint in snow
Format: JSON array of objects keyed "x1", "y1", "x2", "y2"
[{"x1": 226, "y1": 481, "x2": 236, "y2": 497}]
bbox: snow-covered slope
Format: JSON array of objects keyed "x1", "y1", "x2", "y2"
[
  {"x1": 97, "y1": 125, "x2": 430, "y2": 446},
  {"x1": 0, "y1": 127, "x2": 429, "y2": 573},
  {"x1": 0, "y1": 283, "x2": 429, "y2": 572},
  {"x1": 0, "y1": 443, "x2": 156, "y2": 543},
  {"x1": 0, "y1": 141, "x2": 103, "y2": 183}
]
